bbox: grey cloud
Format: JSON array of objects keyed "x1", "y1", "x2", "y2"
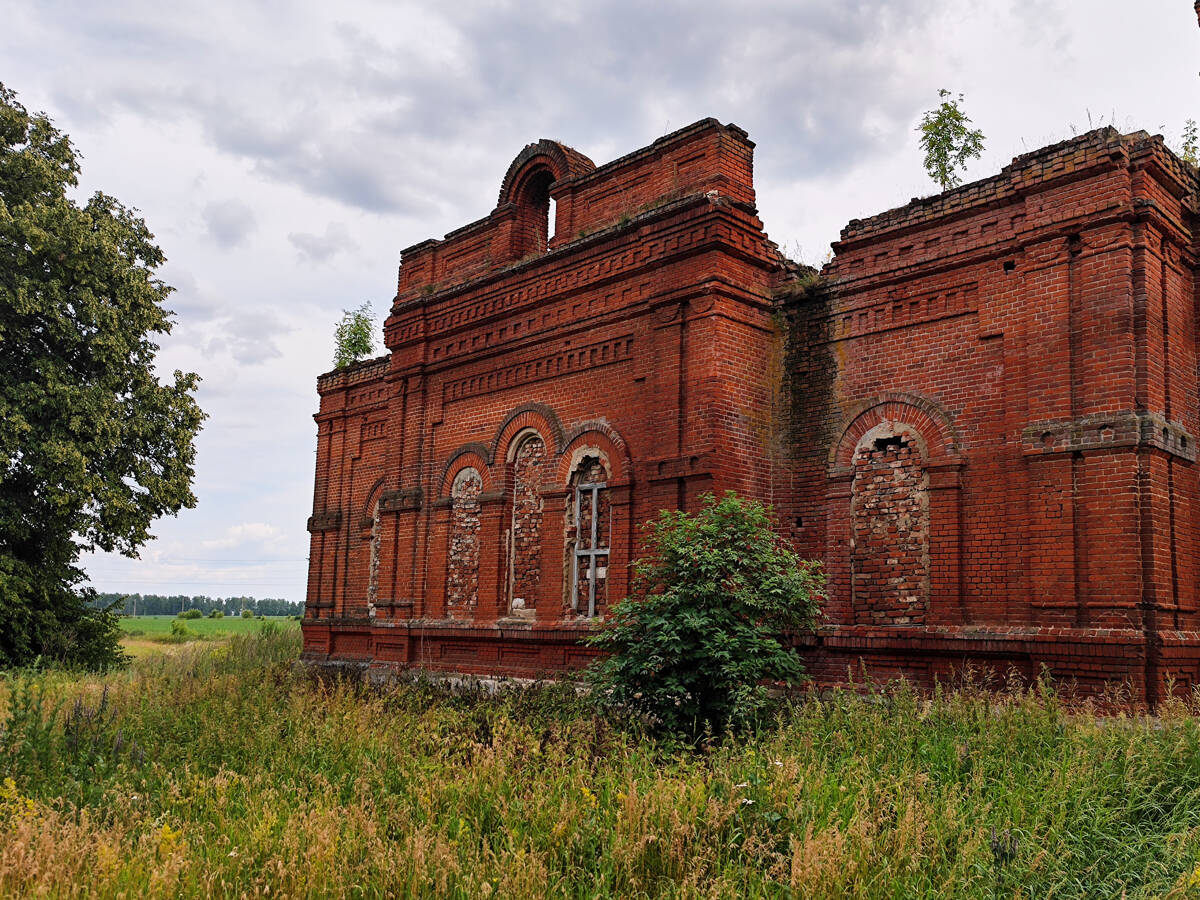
[
  {"x1": 202, "y1": 199, "x2": 257, "y2": 249},
  {"x1": 160, "y1": 267, "x2": 223, "y2": 323},
  {"x1": 200, "y1": 310, "x2": 292, "y2": 365},
  {"x1": 32, "y1": 0, "x2": 961, "y2": 217},
  {"x1": 288, "y1": 222, "x2": 356, "y2": 263}
]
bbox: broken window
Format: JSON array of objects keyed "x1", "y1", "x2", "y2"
[
  {"x1": 850, "y1": 429, "x2": 930, "y2": 625},
  {"x1": 508, "y1": 434, "x2": 545, "y2": 613},
  {"x1": 366, "y1": 501, "x2": 381, "y2": 617},
  {"x1": 446, "y1": 467, "x2": 483, "y2": 615},
  {"x1": 568, "y1": 456, "x2": 610, "y2": 617}
]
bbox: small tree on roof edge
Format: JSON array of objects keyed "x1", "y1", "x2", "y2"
[
  {"x1": 917, "y1": 89, "x2": 986, "y2": 192},
  {"x1": 333, "y1": 302, "x2": 376, "y2": 368}
]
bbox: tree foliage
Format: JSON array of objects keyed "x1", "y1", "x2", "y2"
[
  {"x1": 332, "y1": 302, "x2": 375, "y2": 368},
  {"x1": 93, "y1": 593, "x2": 302, "y2": 617},
  {"x1": 587, "y1": 491, "x2": 824, "y2": 735},
  {"x1": 0, "y1": 83, "x2": 205, "y2": 669},
  {"x1": 917, "y1": 89, "x2": 986, "y2": 192}
]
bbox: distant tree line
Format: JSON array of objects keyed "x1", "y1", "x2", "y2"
[{"x1": 93, "y1": 594, "x2": 304, "y2": 617}]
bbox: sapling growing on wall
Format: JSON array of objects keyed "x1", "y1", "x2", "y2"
[
  {"x1": 917, "y1": 89, "x2": 986, "y2": 191},
  {"x1": 1182, "y1": 119, "x2": 1198, "y2": 166},
  {"x1": 332, "y1": 302, "x2": 376, "y2": 368}
]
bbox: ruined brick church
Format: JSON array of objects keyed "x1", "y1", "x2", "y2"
[{"x1": 303, "y1": 117, "x2": 1200, "y2": 702}]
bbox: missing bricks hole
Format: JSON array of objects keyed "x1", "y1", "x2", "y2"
[
  {"x1": 795, "y1": 516, "x2": 804, "y2": 529},
  {"x1": 1003, "y1": 260, "x2": 1016, "y2": 272},
  {"x1": 874, "y1": 435, "x2": 903, "y2": 450}
]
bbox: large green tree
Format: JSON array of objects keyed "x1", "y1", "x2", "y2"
[{"x1": 0, "y1": 84, "x2": 205, "y2": 669}]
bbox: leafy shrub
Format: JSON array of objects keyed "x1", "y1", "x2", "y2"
[
  {"x1": 158, "y1": 620, "x2": 195, "y2": 644},
  {"x1": 332, "y1": 302, "x2": 375, "y2": 368},
  {"x1": 177, "y1": 609, "x2": 202, "y2": 620},
  {"x1": 587, "y1": 491, "x2": 824, "y2": 735},
  {"x1": 240, "y1": 609, "x2": 254, "y2": 619},
  {"x1": 207, "y1": 609, "x2": 224, "y2": 619}
]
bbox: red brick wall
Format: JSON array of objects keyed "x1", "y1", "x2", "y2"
[
  {"x1": 850, "y1": 429, "x2": 929, "y2": 625},
  {"x1": 304, "y1": 121, "x2": 1200, "y2": 702},
  {"x1": 779, "y1": 127, "x2": 1200, "y2": 701}
]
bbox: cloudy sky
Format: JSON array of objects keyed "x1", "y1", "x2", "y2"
[{"x1": 2, "y1": 0, "x2": 1196, "y2": 602}]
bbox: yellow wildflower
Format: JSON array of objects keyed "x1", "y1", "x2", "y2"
[{"x1": 156, "y1": 823, "x2": 184, "y2": 857}]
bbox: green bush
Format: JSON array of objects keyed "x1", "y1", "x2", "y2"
[
  {"x1": 160, "y1": 620, "x2": 194, "y2": 643},
  {"x1": 177, "y1": 609, "x2": 202, "y2": 619},
  {"x1": 240, "y1": 609, "x2": 254, "y2": 619},
  {"x1": 207, "y1": 609, "x2": 224, "y2": 619},
  {"x1": 587, "y1": 491, "x2": 824, "y2": 735}
]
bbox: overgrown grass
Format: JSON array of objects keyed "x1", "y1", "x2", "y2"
[{"x1": 2, "y1": 632, "x2": 1200, "y2": 897}]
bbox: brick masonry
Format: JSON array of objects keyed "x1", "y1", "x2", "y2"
[
  {"x1": 303, "y1": 117, "x2": 1200, "y2": 703},
  {"x1": 851, "y1": 428, "x2": 929, "y2": 626}
]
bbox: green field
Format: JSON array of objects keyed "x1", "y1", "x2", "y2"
[
  {"x1": 3, "y1": 632, "x2": 1200, "y2": 897},
  {"x1": 119, "y1": 615, "x2": 298, "y2": 638},
  {"x1": 117, "y1": 615, "x2": 299, "y2": 659}
]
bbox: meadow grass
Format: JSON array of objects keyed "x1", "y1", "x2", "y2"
[
  {"x1": 119, "y1": 615, "x2": 299, "y2": 638},
  {"x1": 2, "y1": 631, "x2": 1200, "y2": 898},
  {"x1": 117, "y1": 615, "x2": 299, "y2": 659}
]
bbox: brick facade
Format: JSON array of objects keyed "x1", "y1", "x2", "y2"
[{"x1": 303, "y1": 119, "x2": 1200, "y2": 702}]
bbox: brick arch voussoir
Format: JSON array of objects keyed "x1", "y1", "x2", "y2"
[
  {"x1": 493, "y1": 402, "x2": 564, "y2": 463},
  {"x1": 556, "y1": 422, "x2": 633, "y2": 486},
  {"x1": 830, "y1": 393, "x2": 962, "y2": 475},
  {"x1": 361, "y1": 476, "x2": 387, "y2": 519},
  {"x1": 438, "y1": 444, "x2": 495, "y2": 499},
  {"x1": 497, "y1": 141, "x2": 596, "y2": 207}
]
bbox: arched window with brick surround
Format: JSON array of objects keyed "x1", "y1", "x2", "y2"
[
  {"x1": 446, "y1": 467, "x2": 483, "y2": 617},
  {"x1": 828, "y1": 394, "x2": 964, "y2": 628},
  {"x1": 850, "y1": 425, "x2": 930, "y2": 624},
  {"x1": 566, "y1": 455, "x2": 611, "y2": 617},
  {"x1": 495, "y1": 140, "x2": 596, "y2": 264},
  {"x1": 508, "y1": 430, "x2": 546, "y2": 614}
]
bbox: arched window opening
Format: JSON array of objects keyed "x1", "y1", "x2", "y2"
[
  {"x1": 366, "y1": 501, "x2": 381, "y2": 617},
  {"x1": 567, "y1": 456, "x2": 610, "y2": 617},
  {"x1": 508, "y1": 433, "x2": 546, "y2": 614},
  {"x1": 850, "y1": 428, "x2": 930, "y2": 625},
  {"x1": 515, "y1": 168, "x2": 556, "y2": 256},
  {"x1": 446, "y1": 468, "x2": 483, "y2": 616}
]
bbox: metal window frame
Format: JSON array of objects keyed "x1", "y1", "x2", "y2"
[{"x1": 572, "y1": 481, "x2": 609, "y2": 617}]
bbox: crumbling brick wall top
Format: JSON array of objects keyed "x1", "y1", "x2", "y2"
[
  {"x1": 316, "y1": 354, "x2": 390, "y2": 393},
  {"x1": 836, "y1": 128, "x2": 1197, "y2": 249}
]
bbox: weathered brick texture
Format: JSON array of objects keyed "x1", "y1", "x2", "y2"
[
  {"x1": 509, "y1": 436, "x2": 545, "y2": 612},
  {"x1": 303, "y1": 119, "x2": 1200, "y2": 702},
  {"x1": 446, "y1": 468, "x2": 482, "y2": 615},
  {"x1": 851, "y1": 430, "x2": 929, "y2": 625}
]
